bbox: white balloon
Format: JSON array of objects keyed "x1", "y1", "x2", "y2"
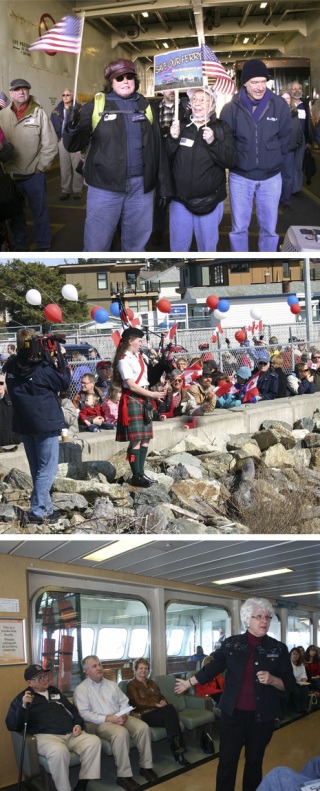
[
  {"x1": 25, "y1": 289, "x2": 42, "y2": 306},
  {"x1": 61, "y1": 283, "x2": 78, "y2": 301},
  {"x1": 213, "y1": 309, "x2": 225, "y2": 320},
  {"x1": 250, "y1": 307, "x2": 262, "y2": 320}
]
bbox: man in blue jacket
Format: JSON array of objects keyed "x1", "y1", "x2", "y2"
[
  {"x1": 221, "y1": 59, "x2": 291, "y2": 252},
  {"x1": 50, "y1": 88, "x2": 83, "y2": 200},
  {"x1": 3, "y1": 329, "x2": 70, "y2": 524}
]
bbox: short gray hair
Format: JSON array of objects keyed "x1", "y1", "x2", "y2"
[
  {"x1": 82, "y1": 654, "x2": 99, "y2": 670},
  {"x1": 240, "y1": 597, "x2": 274, "y2": 627}
]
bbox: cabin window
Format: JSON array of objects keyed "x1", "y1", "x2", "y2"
[
  {"x1": 165, "y1": 601, "x2": 230, "y2": 674},
  {"x1": 287, "y1": 614, "x2": 312, "y2": 650}
]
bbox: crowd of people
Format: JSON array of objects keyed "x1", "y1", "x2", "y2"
[
  {"x1": 6, "y1": 597, "x2": 320, "y2": 791},
  {"x1": 0, "y1": 58, "x2": 319, "y2": 252}
]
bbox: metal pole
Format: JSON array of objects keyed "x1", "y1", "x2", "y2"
[{"x1": 303, "y1": 257, "x2": 313, "y2": 343}]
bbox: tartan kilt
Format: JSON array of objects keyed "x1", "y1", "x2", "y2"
[{"x1": 116, "y1": 395, "x2": 153, "y2": 443}]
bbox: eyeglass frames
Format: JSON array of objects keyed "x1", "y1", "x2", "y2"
[
  {"x1": 251, "y1": 615, "x2": 272, "y2": 621},
  {"x1": 115, "y1": 73, "x2": 135, "y2": 82}
]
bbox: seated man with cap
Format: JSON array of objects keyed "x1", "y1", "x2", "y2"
[
  {"x1": 96, "y1": 359, "x2": 113, "y2": 397},
  {"x1": 63, "y1": 59, "x2": 171, "y2": 252},
  {"x1": 6, "y1": 664, "x2": 101, "y2": 791},
  {"x1": 220, "y1": 59, "x2": 291, "y2": 252},
  {"x1": 255, "y1": 351, "x2": 279, "y2": 400},
  {"x1": 0, "y1": 78, "x2": 58, "y2": 251}
]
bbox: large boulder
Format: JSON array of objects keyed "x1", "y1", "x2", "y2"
[{"x1": 262, "y1": 444, "x2": 296, "y2": 468}]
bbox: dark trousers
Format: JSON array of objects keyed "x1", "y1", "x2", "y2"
[
  {"x1": 141, "y1": 703, "x2": 181, "y2": 739},
  {"x1": 216, "y1": 710, "x2": 275, "y2": 791}
]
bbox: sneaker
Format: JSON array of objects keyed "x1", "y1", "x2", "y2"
[
  {"x1": 28, "y1": 512, "x2": 44, "y2": 525},
  {"x1": 46, "y1": 511, "x2": 63, "y2": 523},
  {"x1": 73, "y1": 193, "x2": 82, "y2": 200},
  {"x1": 60, "y1": 193, "x2": 70, "y2": 200}
]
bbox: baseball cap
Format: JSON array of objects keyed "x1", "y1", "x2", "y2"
[
  {"x1": 96, "y1": 360, "x2": 112, "y2": 371},
  {"x1": 236, "y1": 366, "x2": 251, "y2": 380},
  {"x1": 24, "y1": 664, "x2": 49, "y2": 681},
  {"x1": 9, "y1": 78, "x2": 31, "y2": 91},
  {"x1": 257, "y1": 350, "x2": 270, "y2": 363}
]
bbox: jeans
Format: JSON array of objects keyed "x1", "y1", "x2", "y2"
[
  {"x1": 169, "y1": 199, "x2": 224, "y2": 252},
  {"x1": 9, "y1": 172, "x2": 51, "y2": 249},
  {"x1": 256, "y1": 757, "x2": 320, "y2": 791},
  {"x1": 83, "y1": 176, "x2": 154, "y2": 251},
  {"x1": 280, "y1": 151, "x2": 295, "y2": 205},
  {"x1": 229, "y1": 171, "x2": 282, "y2": 252},
  {"x1": 21, "y1": 431, "x2": 60, "y2": 517},
  {"x1": 216, "y1": 710, "x2": 275, "y2": 791}
]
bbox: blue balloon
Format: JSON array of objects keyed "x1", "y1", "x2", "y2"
[
  {"x1": 217, "y1": 299, "x2": 230, "y2": 313},
  {"x1": 94, "y1": 308, "x2": 109, "y2": 323},
  {"x1": 110, "y1": 302, "x2": 121, "y2": 318},
  {"x1": 287, "y1": 294, "x2": 299, "y2": 306}
]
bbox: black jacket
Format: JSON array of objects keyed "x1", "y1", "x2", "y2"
[
  {"x1": 63, "y1": 93, "x2": 172, "y2": 197},
  {"x1": 287, "y1": 109, "x2": 304, "y2": 152},
  {"x1": 196, "y1": 633, "x2": 294, "y2": 722},
  {"x1": 0, "y1": 392, "x2": 20, "y2": 445},
  {"x1": 4, "y1": 355, "x2": 70, "y2": 434},
  {"x1": 166, "y1": 116, "x2": 236, "y2": 202},
  {"x1": 6, "y1": 685, "x2": 83, "y2": 735}
]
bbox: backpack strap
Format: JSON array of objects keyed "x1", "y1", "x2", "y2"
[{"x1": 92, "y1": 92, "x2": 106, "y2": 131}]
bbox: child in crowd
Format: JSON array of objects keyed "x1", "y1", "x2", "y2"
[{"x1": 100, "y1": 384, "x2": 121, "y2": 428}]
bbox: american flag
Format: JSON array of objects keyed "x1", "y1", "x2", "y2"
[
  {"x1": 29, "y1": 16, "x2": 83, "y2": 54},
  {"x1": 200, "y1": 44, "x2": 236, "y2": 95},
  {"x1": 0, "y1": 92, "x2": 10, "y2": 109}
]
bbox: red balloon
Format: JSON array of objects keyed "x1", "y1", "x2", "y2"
[
  {"x1": 90, "y1": 305, "x2": 101, "y2": 320},
  {"x1": 206, "y1": 294, "x2": 219, "y2": 310},
  {"x1": 290, "y1": 303, "x2": 301, "y2": 315},
  {"x1": 43, "y1": 303, "x2": 63, "y2": 323},
  {"x1": 157, "y1": 298, "x2": 172, "y2": 313},
  {"x1": 235, "y1": 330, "x2": 247, "y2": 343},
  {"x1": 120, "y1": 308, "x2": 134, "y2": 322},
  {"x1": 211, "y1": 334, "x2": 217, "y2": 343}
]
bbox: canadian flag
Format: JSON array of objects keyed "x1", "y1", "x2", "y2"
[
  {"x1": 214, "y1": 381, "x2": 238, "y2": 398},
  {"x1": 241, "y1": 373, "x2": 260, "y2": 403},
  {"x1": 182, "y1": 361, "x2": 203, "y2": 386},
  {"x1": 212, "y1": 324, "x2": 223, "y2": 343},
  {"x1": 163, "y1": 322, "x2": 179, "y2": 345}
]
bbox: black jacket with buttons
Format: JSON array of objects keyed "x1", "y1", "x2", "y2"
[
  {"x1": 195, "y1": 633, "x2": 294, "y2": 721},
  {"x1": 6, "y1": 685, "x2": 83, "y2": 735}
]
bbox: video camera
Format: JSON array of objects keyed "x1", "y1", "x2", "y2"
[{"x1": 20, "y1": 333, "x2": 66, "y2": 372}]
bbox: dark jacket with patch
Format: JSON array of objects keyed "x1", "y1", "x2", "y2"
[
  {"x1": 220, "y1": 89, "x2": 292, "y2": 180},
  {"x1": 4, "y1": 355, "x2": 70, "y2": 434},
  {"x1": 166, "y1": 116, "x2": 236, "y2": 202},
  {"x1": 63, "y1": 92, "x2": 172, "y2": 197},
  {"x1": 6, "y1": 685, "x2": 83, "y2": 734},
  {"x1": 195, "y1": 633, "x2": 294, "y2": 721}
]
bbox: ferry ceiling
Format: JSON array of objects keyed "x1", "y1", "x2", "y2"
[{"x1": 70, "y1": 0, "x2": 317, "y2": 66}]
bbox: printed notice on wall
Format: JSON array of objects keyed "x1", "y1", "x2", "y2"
[
  {"x1": 0, "y1": 598, "x2": 20, "y2": 612},
  {"x1": 0, "y1": 619, "x2": 26, "y2": 665}
]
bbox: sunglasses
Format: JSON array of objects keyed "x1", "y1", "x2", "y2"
[
  {"x1": 0, "y1": 381, "x2": 5, "y2": 385},
  {"x1": 62, "y1": 93, "x2": 71, "y2": 97},
  {"x1": 115, "y1": 73, "x2": 135, "y2": 82},
  {"x1": 173, "y1": 378, "x2": 183, "y2": 382},
  {"x1": 258, "y1": 361, "x2": 268, "y2": 365}
]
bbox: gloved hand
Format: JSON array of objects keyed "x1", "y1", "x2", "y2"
[
  {"x1": 156, "y1": 197, "x2": 170, "y2": 209},
  {"x1": 65, "y1": 106, "x2": 81, "y2": 130}
]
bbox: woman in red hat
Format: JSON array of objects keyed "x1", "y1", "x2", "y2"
[
  {"x1": 113, "y1": 327, "x2": 166, "y2": 487},
  {"x1": 63, "y1": 59, "x2": 171, "y2": 252}
]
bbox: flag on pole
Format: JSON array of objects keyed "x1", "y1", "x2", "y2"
[
  {"x1": 29, "y1": 15, "x2": 83, "y2": 54},
  {"x1": 200, "y1": 44, "x2": 236, "y2": 95},
  {"x1": 241, "y1": 373, "x2": 260, "y2": 404},
  {"x1": 163, "y1": 322, "x2": 179, "y2": 345}
]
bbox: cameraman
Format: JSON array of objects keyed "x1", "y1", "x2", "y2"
[{"x1": 3, "y1": 328, "x2": 70, "y2": 524}]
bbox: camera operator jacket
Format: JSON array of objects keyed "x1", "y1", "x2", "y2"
[
  {"x1": 63, "y1": 92, "x2": 172, "y2": 197},
  {"x1": 194, "y1": 633, "x2": 294, "y2": 722},
  {"x1": 6, "y1": 685, "x2": 83, "y2": 735},
  {"x1": 4, "y1": 357, "x2": 70, "y2": 434}
]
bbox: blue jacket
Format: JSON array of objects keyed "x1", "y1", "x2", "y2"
[
  {"x1": 50, "y1": 100, "x2": 82, "y2": 141},
  {"x1": 220, "y1": 89, "x2": 292, "y2": 180},
  {"x1": 4, "y1": 356, "x2": 70, "y2": 434},
  {"x1": 195, "y1": 632, "x2": 294, "y2": 722},
  {"x1": 6, "y1": 685, "x2": 83, "y2": 734},
  {"x1": 258, "y1": 369, "x2": 279, "y2": 400}
]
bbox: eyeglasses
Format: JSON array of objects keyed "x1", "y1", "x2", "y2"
[
  {"x1": 62, "y1": 93, "x2": 71, "y2": 96},
  {"x1": 33, "y1": 673, "x2": 50, "y2": 681},
  {"x1": 251, "y1": 615, "x2": 273, "y2": 621},
  {"x1": 173, "y1": 378, "x2": 183, "y2": 383},
  {"x1": 0, "y1": 381, "x2": 5, "y2": 385},
  {"x1": 312, "y1": 357, "x2": 320, "y2": 360},
  {"x1": 81, "y1": 382, "x2": 90, "y2": 386},
  {"x1": 115, "y1": 73, "x2": 135, "y2": 82}
]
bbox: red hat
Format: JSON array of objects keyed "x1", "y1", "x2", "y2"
[
  {"x1": 104, "y1": 59, "x2": 136, "y2": 81},
  {"x1": 96, "y1": 360, "x2": 112, "y2": 371},
  {"x1": 201, "y1": 352, "x2": 214, "y2": 362}
]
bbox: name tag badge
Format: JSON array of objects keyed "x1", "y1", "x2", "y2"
[
  {"x1": 24, "y1": 118, "x2": 36, "y2": 125},
  {"x1": 180, "y1": 137, "x2": 194, "y2": 147},
  {"x1": 267, "y1": 652, "x2": 279, "y2": 659},
  {"x1": 298, "y1": 108, "x2": 306, "y2": 119},
  {"x1": 50, "y1": 693, "x2": 61, "y2": 700},
  {"x1": 104, "y1": 114, "x2": 117, "y2": 121},
  {"x1": 132, "y1": 112, "x2": 146, "y2": 122}
]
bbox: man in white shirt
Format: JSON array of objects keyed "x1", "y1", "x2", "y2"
[{"x1": 74, "y1": 655, "x2": 158, "y2": 791}]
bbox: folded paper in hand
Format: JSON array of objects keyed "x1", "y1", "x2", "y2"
[{"x1": 115, "y1": 706, "x2": 134, "y2": 716}]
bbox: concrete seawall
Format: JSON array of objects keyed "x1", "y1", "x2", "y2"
[{"x1": 1, "y1": 394, "x2": 320, "y2": 476}]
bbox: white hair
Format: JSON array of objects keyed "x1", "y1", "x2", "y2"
[{"x1": 240, "y1": 597, "x2": 274, "y2": 627}]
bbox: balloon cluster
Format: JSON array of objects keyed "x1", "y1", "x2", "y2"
[
  {"x1": 287, "y1": 294, "x2": 301, "y2": 315},
  {"x1": 90, "y1": 305, "x2": 109, "y2": 324},
  {"x1": 206, "y1": 294, "x2": 230, "y2": 320},
  {"x1": 25, "y1": 284, "x2": 80, "y2": 324}
]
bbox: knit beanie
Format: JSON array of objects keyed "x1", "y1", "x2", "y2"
[{"x1": 241, "y1": 59, "x2": 270, "y2": 84}]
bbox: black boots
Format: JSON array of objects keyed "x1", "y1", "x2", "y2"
[
  {"x1": 170, "y1": 736, "x2": 190, "y2": 766},
  {"x1": 74, "y1": 781, "x2": 88, "y2": 791}
]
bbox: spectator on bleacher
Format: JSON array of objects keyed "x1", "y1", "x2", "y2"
[
  {"x1": 175, "y1": 597, "x2": 294, "y2": 791},
  {"x1": 6, "y1": 663, "x2": 101, "y2": 791},
  {"x1": 188, "y1": 372, "x2": 217, "y2": 414},
  {"x1": 270, "y1": 355, "x2": 288, "y2": 398},
  {"x1": 71, "y1": 353, "x2": 91, "y2": 393},
  {"x1": 127, "y1": 658, "x2": 189, "y2": 766},
  {"x1": 255, "y1": 756, "x2": 320, "y2": 791},
  {"x1": 74, "y1": 655, "x2": 158, "y2": 791},
  {"x1": 310, "y1": 350, "x2": 320, "y2": 390},
  {"x1": 88, "y1": 347, "x2": 101, "y2": 360},
  {"x1": 175, "y1": 356, "x2": 189, "y2": 373},
  {"x1": 95, "y1": 359, "x2": 113, "y2": 397},
  {"x1": 195, "y1": 655, "x2": 225, "y2": 706},
  {"x1": 158, "y1": 369, "x2": 196, "y2": 419},
  {"x1": 289, "y1": 647, "x2": 309, "y2": 713},
  {"x1": 100, "y1": 384, "x2": 121, "y2": 428},
  {"x1": 255, "y1": 351, "x2": 279, "y2": 400}
]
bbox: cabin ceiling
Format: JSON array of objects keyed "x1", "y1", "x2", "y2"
[
  {"x1": 1, "y1": 538, "x2": 320, "y2": 610},
  {"x1": 68, "y1": 0, "x2": 316, "y2": 65}
]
